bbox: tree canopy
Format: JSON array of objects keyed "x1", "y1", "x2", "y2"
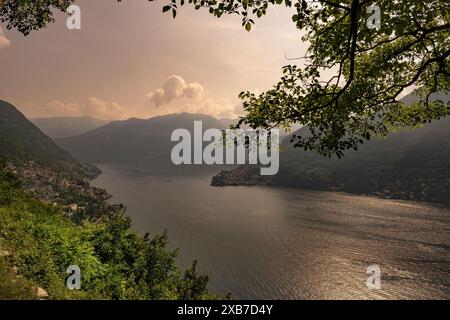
[
  {"x1": 1, "y1": 0, "x2": 449, "y2": 157},
  {"x1": 0, "y1": 0, "x2": 73, "y2": 35},
  {"x1": 161, "y1": 0, "x2": 450, "y2": 157}
]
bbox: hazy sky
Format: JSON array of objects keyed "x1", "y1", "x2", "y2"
[{"x1": 0, "y1": 0, "x2": 306, "y2": 120}]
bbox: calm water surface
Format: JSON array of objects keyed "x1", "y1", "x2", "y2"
[{"x1": 92, "y1": 165, "x2": 450, "y2": 299}]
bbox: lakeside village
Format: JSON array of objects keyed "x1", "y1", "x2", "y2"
[{"x1": 7, "y1": 160, "x2": 123, "y2": 220}]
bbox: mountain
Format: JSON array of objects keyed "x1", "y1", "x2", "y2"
[
  {"x1": 31, "y1": 116, "x2": 109, "y2": 138},
  {"x1": 0, "y1": 100, "x2": 109, "y2": 213},
  {"x1": 57, "y1": 113, "x2": 231, "y2": 174},
  {"x1": 212, "y1": 93, "x2": 450, "y2": 205},
  {"x1": 0, "y1": 100, "x2": 79, "y2": 169},
  {"x1": 219, "y1": 118, "x2": 239, "y2": 129},
  {"x1": 219, "y1": 118, "x2": 301, "y2": 139}
]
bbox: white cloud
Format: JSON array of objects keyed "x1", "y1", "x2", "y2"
[
  {"x1": 146, "y1": 75, "x2": 241, "y2": 119},
  {"x1": 0, "y1": 26, "x2": 11, "y2": 49},
  {"x1": 182, "y1": 82, "x2": 205, "y2": 100},
  {"x1": 43, "y1": 97, "x2": 132, "y2": 120},
  {"x1": 146, "y1": 75, "x2": 204, "y2": 107},
  {"x1": 84, "y1": 97, "x2": 130, "y2": 120}
]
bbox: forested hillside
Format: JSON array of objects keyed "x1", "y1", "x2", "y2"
[
  {"x1": 0, "y1": 164, "x2": 215, "y2": 300},
  {"x1": 0, "y1": 100, "x2": 110, "y2": 218}
]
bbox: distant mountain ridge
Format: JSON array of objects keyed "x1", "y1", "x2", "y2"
[
  {"x1": 31, "y1": 116, "x2": 109, "y2": 138},
  {"x1": 56, "y1": 113, "x2": 233, "y2": 174}
]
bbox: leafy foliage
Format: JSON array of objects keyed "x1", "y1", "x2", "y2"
[
  {"x1": 0, "y1": 256, "x2": 36, "y2": 300},
  {"x1": 154, "y1": 0, "x2": 450, "y2": 157},
  {"x1": 0, "y1": 164, "x2": 218, "y2": 300},
  {"x1": 0, "y1": 0, "x2": 74, "y2": 35}
]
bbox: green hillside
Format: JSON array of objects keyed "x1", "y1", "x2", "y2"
[{"x1": 0, "y1": 164, "x2": 215, "y2": 300}]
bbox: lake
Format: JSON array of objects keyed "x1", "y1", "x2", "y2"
[{"x1": 92, "y1": 165, "x2": 450, "y2": 299}]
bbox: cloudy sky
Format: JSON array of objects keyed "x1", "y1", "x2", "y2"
[{"x1": 0, "y1": 0, "x2": 307, "y2": 120}]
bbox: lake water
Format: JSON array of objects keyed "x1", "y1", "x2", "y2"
[{"x1": 92, "y1": 165, "x2": 450, "y2": 299}]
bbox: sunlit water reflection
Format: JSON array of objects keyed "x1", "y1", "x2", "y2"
[{"x1": 92, "y1": 165, "x2": 450, "y2": 299}]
